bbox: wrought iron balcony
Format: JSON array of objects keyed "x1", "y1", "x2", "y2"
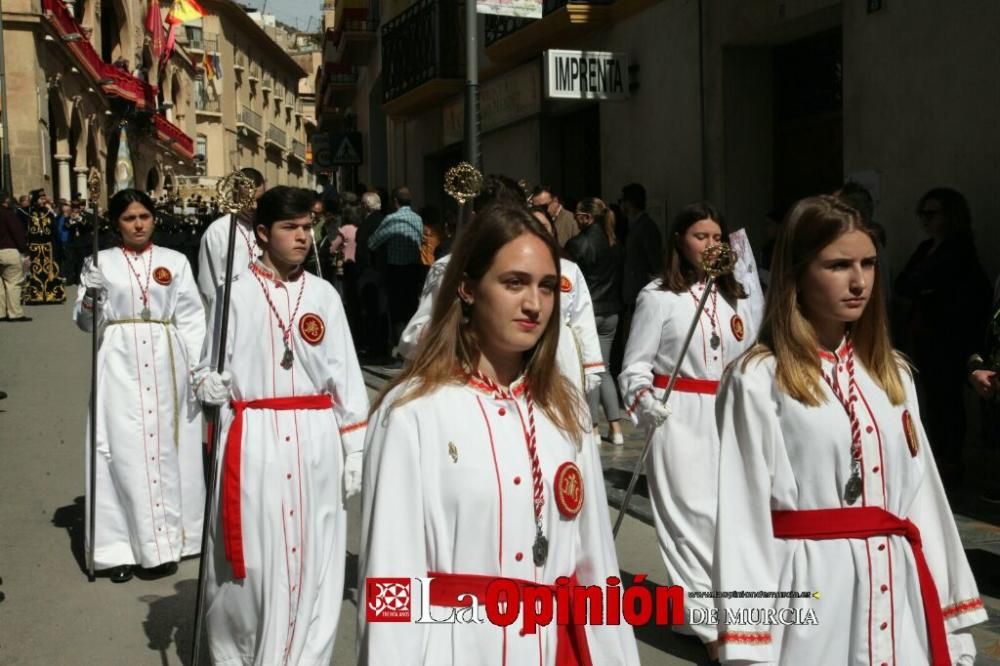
[
  {"x1": 266, "y1": 125, "x2": 288, "y2": 150},
  {"x1": 290, "y1": 139, "x2": 307, "y2": 162},
  {"x1": 187, "y1": 34, "x2": 220, "y2": 53},
  {"x1": 234, "y1": 51, "x2": 246, "y2": 71},
  {"x1": 195, "y1": 95, "x2": 221, "y2": 114},
  {"x1": 238, "y1": 105, "x2": 263, "y2": 136},
  {"x1": 381, "y1": 0, "x2": 463, "y2": 110}
]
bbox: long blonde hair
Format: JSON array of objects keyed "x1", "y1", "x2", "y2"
[
  {"x1": 744, "y1": 195, "x2": 905, "y2": 406},
  {"x1": 371, "y1": 204, "x2": 586, "y2": 443}
]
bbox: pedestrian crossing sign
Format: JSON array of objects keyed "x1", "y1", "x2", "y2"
[{"x1": 331, "y1": 132, "x2": 363, "y2": 165}]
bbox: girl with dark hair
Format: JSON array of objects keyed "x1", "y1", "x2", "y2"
[
  {"x1": 714, "y1": 195, "x2": 985, "y2": 664},
  {"x1": 73, "y1": 188, "x2": 206, "y2": 583},
  {"x1": 359, "y1": 205, "x2": 639, "y2": 665},
  {"x1": 618, "y1": 201, "x2": 758, "y2": 657},
  {"x1": 896, "y1": 187, "x2": 991, "y2": 486},
  {"x1": 194, "y1": 185, "x2": 369, "y2": 665}
]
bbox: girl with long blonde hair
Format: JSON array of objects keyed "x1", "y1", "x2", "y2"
[
  {"x1": 359, "y1": 205, "x2": 639, "y2": 666},
  {"x1": 713, "y1": 195, "x2": 985, "y2": 664}
]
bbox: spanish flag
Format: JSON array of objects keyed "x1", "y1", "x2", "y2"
[{"x1": 166, "y1": 0, "x2": 207, "y2": 25}]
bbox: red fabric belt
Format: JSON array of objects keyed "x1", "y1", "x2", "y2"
[
  {"x1": 771, "y1": 507, "x2": 950, "y2": 666},
  {"x1": 652, "y1": 373, "x2": 719, "y2": 395},
  {"x1": 427, "y1": 571, "x2": 593, "y2": 666},
  {"x1": 223, "y1": 393, "x2": 333, "y2": 579}
]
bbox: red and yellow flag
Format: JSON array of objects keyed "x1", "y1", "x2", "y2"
[{"x1": 166, "y1": 0, "x2": 207, "y2": 25}]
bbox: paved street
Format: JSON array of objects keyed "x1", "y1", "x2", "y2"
[{"x1": 1, "y1": 297, "x2": 998, "y2": 664}]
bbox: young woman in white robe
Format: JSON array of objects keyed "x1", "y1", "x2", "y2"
[
  {"x1": 75, "y1": 189, "x2": 205, "y2": 583},
  {"x1": 195, "y1": 186, "x2": 370, "y2": 665},
  {"x1": 714, "y1": 195, "x2": 986, "y2": 665},
  {"x1": 359, "y1": 204, "x2": 639, "y2": 665},
  {"x1": 618, "y1": 202, "x2": 758, "y2": 658}
]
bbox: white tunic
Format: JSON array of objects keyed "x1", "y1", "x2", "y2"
[
  {"x1": 713, "y1": 345, "x2": 986, "y2": 664},
  {"x1": 358, "y1": 378, "x2": 640, "y2": 666},
  {"x1": 74, "y1": 245, "x2": 206, "y2": 568},
  {"x1": 198, "y1": 262, "x2": 369, "y2": 665},
  {"x1": 398, "y1": 254, "x2": 604, "y2": 389},
  {"x1": 196, "y1": 213, "x2": 261, "y2": 310},
  {"x1": 618, "y1": 279, "x2": 757, "y2": 641}
]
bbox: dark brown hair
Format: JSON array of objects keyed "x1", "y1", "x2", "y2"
[{"x1": 660, "y1": 201, "x2": 746, "y2": 301}]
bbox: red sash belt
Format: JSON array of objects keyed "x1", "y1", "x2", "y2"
[
  {"x1": 772, "y1": 507, "x2": 950, "y2": 666},
  {"x1": 223, "y1": 393, "x2": 333, "y2": 579},
  {"x1": 652, "y1": 372, "x2": 719, "y2": 395},
  {"x1": 427, "y1": 571, "x2": 593, "y2": 666}
]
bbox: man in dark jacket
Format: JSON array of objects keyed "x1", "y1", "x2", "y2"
[{"x1": 620, "y1": 182, "x2": 663, "y2": 308}]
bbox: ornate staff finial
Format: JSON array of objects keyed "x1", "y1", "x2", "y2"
[
  {"x1": 700, "y1": 243, "x2": 737, "y2": 279},
  {"x1": 217, "y1": 169, "x2": 256, "y2": 214},
  {"x1": 444, "y1": 162, "x2": 484, "y2": 206},
  {"x1": 87, "y1": 167, "x2": 102, "y2": 204}
]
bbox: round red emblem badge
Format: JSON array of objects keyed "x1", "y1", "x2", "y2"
[
  {"x1": 730, "y1": 314, "x2": 745, "y2": 342},
  {"x1": 554, "y1": 461, "x2": 584, "y2": 519},
  {"x1": 153, "y1": 267, "x2": 172, "y2": 285},
  {"x1": 560, "y1": 275, "x2": 572, "y2": 293},
  {"x1": 902, "y1": 410, "x2": 919, "y2": 457},
  {"x1": 298, "y1": 313, "x2": 325, "y2": 345}
]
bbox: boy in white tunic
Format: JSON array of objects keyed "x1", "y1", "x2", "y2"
[
  {"x1": 359, "y1": 205, "x2": 639, "y2": 665},
  {"x1": 196, "y1": 167, "x2": 265, "y2": 309},
  {"x1": 619, "y1": 202, "x2": 758, "y2": 659},
  {"x1": 195, "y1": 185, "x2": 369, "y2": 665},
  {"x1": 75, "y1": 189, "x2": 206, "y2": 583},
  {"x1": 714, "y1": 195, "x2": 986, "y2": 665}
]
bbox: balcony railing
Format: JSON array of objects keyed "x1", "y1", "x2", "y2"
[
  {"x1": 234, "y1": 51, "x2": 246, "y2": 71},
  {"x1": 239, "y1": 105, "x2": 263, "y2": 135},
  {"x1": 266, "y1": 125, "x2": 287, "y2": 149},
  {"x1": 262, "y1": 74, "x2": 274, "y2": 90},
  {"x1": 291, "y1": 139, "x2": 307, "y2": 161},
  {"x1": 41, "y1": 0, "x2": 156, "y2": 108},
  {"x1": 187, "y1": 34, "x2": 220, "y2": 53},
  {"x1": 152, "y1": 114, "x2": 195, "y2": 160},
  {"x1": 195, "y1": 95, "x2": 221, "y2": 113},
  {"x1": 381, "y1": 0, "x2": 462, "y2": 103},
  {"x1": 249, "y1": 63, "x2": 260, "y2": 81}
]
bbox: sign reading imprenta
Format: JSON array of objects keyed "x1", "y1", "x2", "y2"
[{"x1": 543, "y1": 49, "x2": 629, "y2": 101}]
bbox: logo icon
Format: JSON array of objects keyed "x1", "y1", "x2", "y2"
[
  {"x1": 366, "y1": 577, "x2": 412, "y2": 622},
  {"x1": 554, "y1": 461, "x2": 584, "y2": 518},
  {"x1": 298, "y1": 313, "x2": 326, "y2": 344},
  {"x1": 730, "y1": 314, "x2": 745, "y2": 342},
  {"x1": 560, "y1": 275, "x2": 572, "y2": 293},
  {"x1": 153, "y1": 266, "x2": 172, "y2": 285}
]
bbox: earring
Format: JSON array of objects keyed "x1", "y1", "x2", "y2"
[{"x1": 459, "y1": 298, "x2": 472, "y2": 325}]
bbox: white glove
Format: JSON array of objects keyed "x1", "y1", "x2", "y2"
[
  {"x1": 196, "y1": 371, "x2": 232, "y2": 407},
  {"x1": 342, "y1": 450, "x2": 363, "y2": 501},
  {"x1": 584, "y1": 372, "x2": 603, "y2": 393},
  {"x1": 638, "y1": 392, "x2": 672, "y2": 429},
  {"x1": 80, "y1": 259, "x2": 107, "y2": 293}
]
